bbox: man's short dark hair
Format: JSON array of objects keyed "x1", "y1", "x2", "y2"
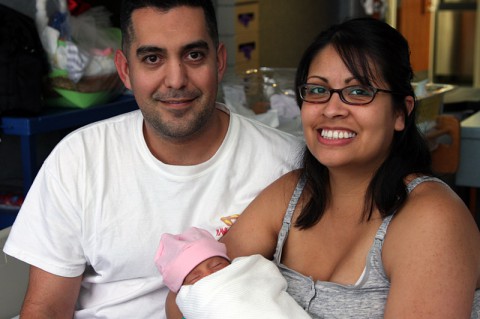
[{"x1": 119, "y1": 0, "x2": 219, "y2": 53}]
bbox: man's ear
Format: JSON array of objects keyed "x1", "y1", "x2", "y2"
[
  {"x1": 114, "y1": 49, "x2": 132, "y2": 90},
  {"x1": 216, "y1": 42, "x2": 227, "y2": 83}
]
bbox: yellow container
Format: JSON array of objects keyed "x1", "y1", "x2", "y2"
[{"x1": 414, "y1": 82, "x2": 455, "y2": 124}]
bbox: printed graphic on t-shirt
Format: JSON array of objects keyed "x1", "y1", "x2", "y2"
[{"x1": 216, "y1": 214, "x2": 240, "y2": 236}]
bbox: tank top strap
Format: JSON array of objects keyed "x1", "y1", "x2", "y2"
[
  {"x1": 375, "y1": 175, "x2": 445, "y2": 243},
  {"x1": 374, "y1": 214, "x2": 394, "y2": 242},
  {"x1": 406, "y1": 175, "x2": 446, "y2": 193},
  {"x1": 273, "y1": 173, "x2": 307, "y2": 264}
]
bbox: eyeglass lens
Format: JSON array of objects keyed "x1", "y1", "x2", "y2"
[{"x1": 300, "y1": 85, "x2": 376, "y2": 105}]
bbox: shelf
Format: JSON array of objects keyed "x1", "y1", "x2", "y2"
[{"x1": 0, "y1": 94, "x2": 138, "y2": 195}]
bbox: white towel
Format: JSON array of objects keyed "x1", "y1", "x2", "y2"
[{"x1": 176, "y1": 254, "x2": 311, "y2": 319}]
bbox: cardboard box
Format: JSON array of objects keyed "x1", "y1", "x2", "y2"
[
  {"x1": 220, "y1": 31, "x2": 259, "y2": 66},
  {"x1": 233, "y1": 59, "x2": 260, "y2": 74},
  {"x1": 217, "y1": 2, "x2": 259, "y2": 35}
]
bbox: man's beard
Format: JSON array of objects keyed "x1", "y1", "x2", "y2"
[{"x1": 143, "y1": 89, "x2": 215, "y2": 140}]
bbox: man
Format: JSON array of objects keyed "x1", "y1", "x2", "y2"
[{"x1": 4, "y1": 0, "x2": 302, "y2": 318}]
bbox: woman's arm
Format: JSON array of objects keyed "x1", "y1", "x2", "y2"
[
  {"x1": 164, "y1": 171, "x2": 299, "y2": 318},
  {"x1": 383, "y1": 181, "x2": 480, "y2": 318},
  {"x1": 221, "y1": 170, "x2": 301, "y2": 259},
  {"x1": 166, "y1": 291, "x2": 183, "y2": 319}
]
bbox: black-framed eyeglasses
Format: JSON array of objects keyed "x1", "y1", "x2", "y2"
[{"x1": 298, "y1": 84, "x2": 395, "y2": 105}]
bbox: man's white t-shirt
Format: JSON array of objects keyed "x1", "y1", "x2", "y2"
[{"x1": 4, "y1": 104, "x2": 303, "y2": 318}]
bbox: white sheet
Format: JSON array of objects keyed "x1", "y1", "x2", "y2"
[
  {"x1": 1, "y1": 227, "x2": 28, "y2": 319},
  {"x1": 176, "y1": 254, "x2": 311, "y2": 319}
]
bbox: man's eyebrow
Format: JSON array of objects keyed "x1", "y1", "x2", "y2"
[
  {"x1": 182, "y1": 40, "x2": 210, "y2": 54},
  {"x1": 136, "y1": 46, "x2": 164, "y2": 57},
  {"x1": 135, "y1": 40, "x2": 210, "y2": 58}
]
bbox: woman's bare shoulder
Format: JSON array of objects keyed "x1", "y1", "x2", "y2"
[
  {"x1": 384, "y1": 177, "x2": 480, "y2": 278},
  {"x1": 402, "y1": 178, "x2": 473, "y2": 225},
  {"x1": 383, "y1": 178, "x2": 480, "y2": 317},
  {"x1": 220, "y1": 169, "x2": 303, "y2": 259}
]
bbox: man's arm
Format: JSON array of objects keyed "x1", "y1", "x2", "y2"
[{"x1": 20, "y1": 266, "x2": 82, "y2": 319}]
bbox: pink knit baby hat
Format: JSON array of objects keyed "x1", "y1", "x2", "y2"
[{"x1": 154, "y1": 227, "x2": 229, "y2": 292}]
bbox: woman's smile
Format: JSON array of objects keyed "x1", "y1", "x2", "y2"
[{"x1": 319, "y1": 129, "x2": 357, "y2": 140}]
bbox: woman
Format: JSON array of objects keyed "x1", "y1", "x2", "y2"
[{"x1": 221, "y1": 18, "x2": 480, "y2": 318}]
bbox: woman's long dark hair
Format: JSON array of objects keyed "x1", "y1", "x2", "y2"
[{"x1": 294, "y1": 18, "x2": 433, "y2": 229}]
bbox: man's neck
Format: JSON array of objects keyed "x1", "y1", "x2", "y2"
[{"x1": 143, "y1": 108, "x2": 229, "y2": 166}]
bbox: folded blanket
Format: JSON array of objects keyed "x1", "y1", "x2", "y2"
[{"x1": 176, "y1": 254, "x2": 311, "y2": 319}]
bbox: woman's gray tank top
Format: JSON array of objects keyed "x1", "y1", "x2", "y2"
[{"x1": 273, "y1": 175, "x2": 480, "y2": 318}]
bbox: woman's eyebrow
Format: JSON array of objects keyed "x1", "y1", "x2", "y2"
[
  {"x1": 306, "y1": 75, "x2": 328, "y2": 82},
  {"x1": 305, "y1": 76, "x2": 356, "y2": 84}
]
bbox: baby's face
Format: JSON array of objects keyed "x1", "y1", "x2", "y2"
[{"x1": 183, "y1": 256, "x2": 230, "y2": 286}]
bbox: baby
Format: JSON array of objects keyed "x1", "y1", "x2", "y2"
[
  {"x1": 155, "y1": 227, "x2": 311, "y2": 319},
  {"x1": 155, "y1": 226, "x2": 231, "y2": 292}
]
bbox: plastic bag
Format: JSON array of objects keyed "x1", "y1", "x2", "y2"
[{"x1": 36, "y1": 0, "x2": 124, "y2": 108}]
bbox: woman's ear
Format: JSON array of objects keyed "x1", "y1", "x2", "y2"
[
  {"x1": 405, "y1": 95, "x2": 415, "y2": 116},
  {"x1": 394, "y1": 96, "x2": 415, "y2": 131}
]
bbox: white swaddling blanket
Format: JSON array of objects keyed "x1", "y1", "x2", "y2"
[{"x1": 176, "y1": 254, "x2": 311, "y2": 319}]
